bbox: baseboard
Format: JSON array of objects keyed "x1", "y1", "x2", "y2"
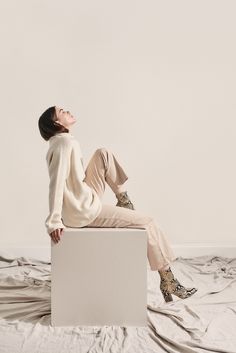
[
  {"x1": 0, "y1": 243, "x2": 236, "y2": 263},
  {"x1": 0, "y1": 247, "x2": 51, "y2": 263},
  {"x1": 172, "y1": 243, "x2": 236, "y2": 259}
]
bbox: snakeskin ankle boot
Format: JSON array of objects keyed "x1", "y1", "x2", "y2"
[
  {"x1": 116, "y1": 191, "x2": 135, "y2": 210},
  {"x1": 158, "y1": 267, "x2": 198, "y2": 302}
]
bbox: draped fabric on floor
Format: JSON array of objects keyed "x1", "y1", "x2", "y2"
[{"x1": 0, "y1": 253, "x2": 236, "y2": 353}]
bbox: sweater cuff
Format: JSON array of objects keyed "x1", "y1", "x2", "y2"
[{"x1": 45, "y1": 221, "x2": 66, "y2": 236}]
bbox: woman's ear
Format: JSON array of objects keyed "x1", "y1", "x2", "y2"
[{"x1": 55, "y1": 120, "x2": 63, "y2": 126}]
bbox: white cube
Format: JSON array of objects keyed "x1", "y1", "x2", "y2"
[{"x1": 51, "y1": 227, "x2": 147, "y2": 327}]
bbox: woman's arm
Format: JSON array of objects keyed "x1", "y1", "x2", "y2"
[{"x1": 45, "y1": 140, "x2": 71, "y2": 237}]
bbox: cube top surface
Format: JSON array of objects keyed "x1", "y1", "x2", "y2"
[{"x1": 63, "y1": 227, "x2": 146, "y2": 232}]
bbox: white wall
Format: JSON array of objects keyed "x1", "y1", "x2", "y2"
[{"x1": 0, "y1": 0, "x2": 235, "y2": 252}]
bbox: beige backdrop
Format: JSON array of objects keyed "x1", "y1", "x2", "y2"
[{"x1": 0, "y1": 0, "x2": 235, "y2": 252}]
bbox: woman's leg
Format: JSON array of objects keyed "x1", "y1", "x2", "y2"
[
  {"x1": 84, "y1": 147, "x2": 176, "y2": 270},
  {"x1": 84, "y1": 147, "x2": 197, "y2": 300},
  {"x1": 85, "y1": 203, "x2": 177, "y2": 271},
  {"x1": 84, "y1": 147, "x2": 135, "y2": 209},
  {"x1": 84, "y1": 148, "x2": 129, "y2": 199}
]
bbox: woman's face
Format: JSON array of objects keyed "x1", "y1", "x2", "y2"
[{"x1": 54, "y1": 106, "x2": 77, "y2": 129}]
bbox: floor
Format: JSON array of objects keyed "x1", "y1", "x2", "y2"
[{"x1": 0, "y1": 252, "x2": 236, "y2": 353}]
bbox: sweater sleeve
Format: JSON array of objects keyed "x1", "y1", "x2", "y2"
[{"x1": 45, "y1": 140, "x2": 72, "y2": 235}]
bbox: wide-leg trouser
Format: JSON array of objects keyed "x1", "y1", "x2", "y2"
[{"x1": 83, "y1": 148, "x2": 177, "y2": 271}]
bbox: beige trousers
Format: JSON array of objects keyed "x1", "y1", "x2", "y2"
[{"x1": 83, "y1": 148, "x2": 177, "y2": 271}]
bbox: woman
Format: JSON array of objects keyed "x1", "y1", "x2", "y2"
[{"x1": 38, "y1": 105, "x2": 198, "y2": 303}]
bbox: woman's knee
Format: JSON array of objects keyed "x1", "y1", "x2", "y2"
[
  {"x1": 131, "y1": 211, "x2": 153, "y2": 227},
  {"x1": 95, "y1": 147, "x2": 108, "y2": 155},
  {"x1": 144, "y1": 216, "x2": 154, "y2": 226}
]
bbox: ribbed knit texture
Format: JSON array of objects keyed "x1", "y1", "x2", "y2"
[{"x1": 45, "y1": 132, "x2": 102, "y2": 235}]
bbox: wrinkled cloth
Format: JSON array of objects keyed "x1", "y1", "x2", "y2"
[{"x1": 0, "y1": 252, "x2": 236, "y2": 353}]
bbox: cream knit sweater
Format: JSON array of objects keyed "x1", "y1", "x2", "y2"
[{"x1": 45, "y1": 132, "x2": 102, "y2": 235}]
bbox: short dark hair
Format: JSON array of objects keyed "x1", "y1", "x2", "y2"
[{"x1": 38, "y1": 106, "x2": 69, "y2": 141}]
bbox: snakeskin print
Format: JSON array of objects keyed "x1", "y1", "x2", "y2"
[
  {"x1": 116, "y1": 191, "x2": 135, "y2": 210},
  {"x1": 159, "y1": 267, "x2": 198, "y2": 302}
]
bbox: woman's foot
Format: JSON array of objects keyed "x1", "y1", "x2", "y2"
[
  {"x1": 158, "y1": 267, "x2": 198, "y2": 302},
  {"x1": 115, "y1": 191, "x2": 135, "y2": 210}
]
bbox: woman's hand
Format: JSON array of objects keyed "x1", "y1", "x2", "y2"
[{"x1": 50, "y1": 228, "x2": 64, "y2": 244}]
